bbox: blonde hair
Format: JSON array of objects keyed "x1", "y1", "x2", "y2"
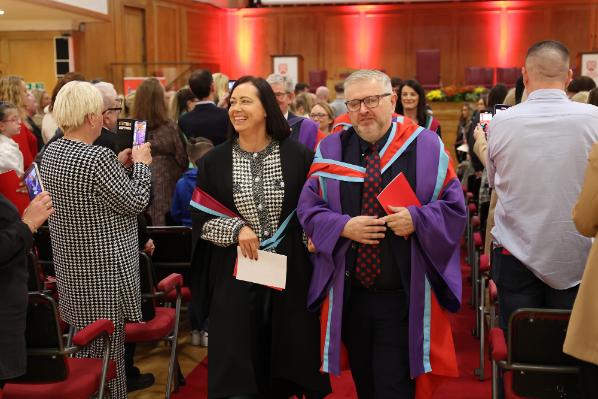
[
  {"x1": 0, "y1": 76, "x2": 25, "y2": 111},
  {"x1": 503, "y1": 88, "x2": 516, "y2": 106},
  {"x1": 571, "y1": 91, "x2": 589, "y2": 103},
  {"x1": 213, "y1": 73, "x2": 229, "y2": 104},
  {"x1": 53, "y1": 81, "x2": 103, "y2": 132},
  {"x1": 294, "y1": 92, "x2": 316, "y2": 115}
]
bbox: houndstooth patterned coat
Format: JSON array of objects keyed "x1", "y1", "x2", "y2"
[{"x1": 40, "y1": 138, "x2": 151, "y2": 326}]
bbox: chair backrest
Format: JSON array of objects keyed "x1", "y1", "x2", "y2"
[
  {"x1": 507, "y1": 308, "x2": 580, "y2": 398},
  {"x1": 309, "y1": 70, "x2": 327, "y2": 90},
  {"x1": 34, "y1": 226, "x2": 54, "y2": 276},
  {"x1": 496, "y1": 67, "x2": 521, "y2": 88},
  {"x1": 27, "y1": 251, "x2": 44, "y2": 292},
  {"x1": 139, "y1": 252, "x2": 158, "y2": 321},
  {"x1": 147, "y1": 226, "x2": 192, "y2": 283},
  {"x1": 14, "y1": 292, "x2": 68, "y2": 382},
  {"x1": 416, "y1": 49, "x2": 441, "y2": 89},
  {"x1": 465, "y1": 67, "x2": 494, "y2": 88}
]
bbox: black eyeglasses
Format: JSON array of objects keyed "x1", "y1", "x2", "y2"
[
  {"x1": 102, "y1": 107, "x2": 122, "y2": 114},
  {"x1": 345, "y1": 93, "x2": 391, "y2": 112}
]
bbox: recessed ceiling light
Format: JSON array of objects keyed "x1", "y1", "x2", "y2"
[{"x1": 0, "y1": 10, "x2": 5, "y2": 15}]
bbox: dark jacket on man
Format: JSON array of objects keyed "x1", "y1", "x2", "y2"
[{"x1": 178, "y1": 103, "x2": 229, "y2": 145}]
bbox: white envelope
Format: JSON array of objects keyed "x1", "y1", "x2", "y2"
[
  {"x1": 457, "y1": 143, "x2": 469, "y2": 152},
  {"x1": 235, "y1": 247, "x2": 287, "y2": 290}
]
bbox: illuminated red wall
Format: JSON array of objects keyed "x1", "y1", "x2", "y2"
[{"x1": 214, "y1": 0, "x2": 593, "y2": 84}]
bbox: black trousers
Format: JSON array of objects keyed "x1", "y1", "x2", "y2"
[
  {"x1": 342, "y1": 288, "x2": 414, "y2": 399},
  {"x1": 578, "y1": 359, "x2": 598, "y2": 399}
]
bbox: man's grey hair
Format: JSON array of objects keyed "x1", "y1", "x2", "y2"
[
  {"x1": 266, "y1": 74, "x2": 294, "y2": 94},
  {"x1": 93, "y1": 81, "x2": 118, "y2": 109},
  {"x1": 344, "y1": 70, "x2": 392, "y2": 93},
  {"x1": 525, "y1": 40, "x2": 570, "y2": 82}
]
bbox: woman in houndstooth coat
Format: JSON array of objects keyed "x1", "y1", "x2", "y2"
[{"x1": 39, "y1": 81, "x2": 152, "y2": 399}]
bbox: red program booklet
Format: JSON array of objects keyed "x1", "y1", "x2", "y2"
[{"x1": 377, "y1": 172, "x2": 421, "y2": 215}]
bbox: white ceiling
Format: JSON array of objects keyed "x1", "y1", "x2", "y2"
[{"x1": 0, "y1": 0, "x2": 107, "y2": 31}]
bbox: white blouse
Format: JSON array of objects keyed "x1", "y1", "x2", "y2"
[{"x1": 0, "y1": 134, "x2": 24, "y2": 176}]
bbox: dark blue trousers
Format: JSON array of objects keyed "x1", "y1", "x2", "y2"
[
  {"x1": 491, "y1": 247, "x2": 579, "y2": 399},
  {"x1": 491, "y1": 247, "x2": 578, "y2": 332}
]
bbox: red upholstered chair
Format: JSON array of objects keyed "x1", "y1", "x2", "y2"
[
  {"x1": 416, "y1": 49, "x2": 441, "y2": 89},
  {"x1": 489, "y1": 309, "x2": 579, "y2": 399},
  {"x1": 465, "y1": 67, "x2": 495, "y2": 88},
  {"x1": 475, "y1": 253, "x2": 494, "y2": 381},
  {"x1": 496, "y1": 67, "x2": 521, "y2": 88},
  {"x1": 308, "y1": 70, "x2": 328, "y2": 90},
  {"x1": 125, "y1": 252, "x2": 183, "y2": 399},
  {"x1": 3, "y1": 292, "x2": 116, "y2": 399}
]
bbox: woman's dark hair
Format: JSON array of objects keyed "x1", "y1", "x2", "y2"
[
  {"x1": 567, "y1": 76, "x2": 596, "y2": 94},
  {"x1": 227, "y1": 76, "x2": 290, "y2": 141},
  {"x1": 515, "y1": 76, "x2": 525, "y2": 104},
  {"x1": 395, "y1": 79, "x2": 427, "y2": 125},
  {"x1": 487, "y1": 84, "x2": 508, "y2": 109},
  {"x1": 175, "y1": 88, "x2": 197, "y2": 117},
  {"x1": 0, "y1": 101, "x2": 17, "y2": 121},
  {"x1": 132, "y1": 78, "x2": 170, "y2": 130},
  {"x1": 588, "y1": 87, "x2": 598, "y2": 107}
]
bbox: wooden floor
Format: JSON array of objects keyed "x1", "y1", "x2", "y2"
[
  {"x1": 129, "y1": 103, "x2": 462, "y2": 398},
  {"x1": 128, "y1": 310, "x2": 206, "y2": 399}
]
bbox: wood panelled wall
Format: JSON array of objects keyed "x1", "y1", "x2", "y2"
[
  {"x1": 221, "y1": 0, "x2": 598, "y2": 83},
  {"x1": 3, "y1": 0, "x2": 598, "y2": 93}
]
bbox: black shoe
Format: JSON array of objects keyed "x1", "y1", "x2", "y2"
[{"x1": 126, "y1": 372, "x2": 155, "y2": 393}]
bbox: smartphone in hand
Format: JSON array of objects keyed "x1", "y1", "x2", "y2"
[
  {"x1": 23, "y1": 162, "x2": 45, "y2": 200},
  {"x1": 479, "y1": 111, "x2": 493, "y2": 133},
  {"x1": 133, "y1": 120, "x2": 147, "y2": 147}
]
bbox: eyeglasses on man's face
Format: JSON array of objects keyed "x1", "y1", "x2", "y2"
[
  {"x1": 102, "y1": 107, "x2": 123, "y2": 115},
  {"x1": 345, "y1": 93, "x2": 391, "y2": 112},
  {"x1": 274, "y1": 92, "x2": 289, "y2": 99},
  {"x1": 309, "y1": 113, "x2": 329, "y2": 119}
]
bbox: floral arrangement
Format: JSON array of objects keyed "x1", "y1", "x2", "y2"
[{"x1": 426, "y1": 85, "x2": 487, "y2": 102}]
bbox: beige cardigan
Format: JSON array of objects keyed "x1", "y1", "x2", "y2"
[{"x1": 563, "y1": 142, "x2": 598, "y2": 365}]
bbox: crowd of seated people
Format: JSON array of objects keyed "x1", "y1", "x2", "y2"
[{"x1": 3, "y1": 39, "x2": 598, "y2": 399}]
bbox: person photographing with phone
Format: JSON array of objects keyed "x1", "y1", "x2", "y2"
[{"x1": 39, "y1": 81, "x2": 152, "y2": 399}]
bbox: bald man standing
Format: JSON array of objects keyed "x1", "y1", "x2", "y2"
[{"x1": 488, "y1": 40, "x2": 598, "y2": 333}]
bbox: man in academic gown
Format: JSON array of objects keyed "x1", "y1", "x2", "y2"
[
  {"x1": 267, "y1": 73, "x2": 319, "y2": 150},
  {"x1": 298, "y1": 69, "x2": 465, "y2": 398}
]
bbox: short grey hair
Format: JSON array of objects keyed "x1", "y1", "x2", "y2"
[
  {"x1": 54, "y1": 81, "x2": 103, "y2": 132},
  {"x1": 266, "y1": 74, "x2": 294, "y2": 93},
  {"x1": 93, "y1": 81, "x2": 118, "y2": 110},
  {"x1": 344, "y1": 70, "x2": 392, "y2": 93}
]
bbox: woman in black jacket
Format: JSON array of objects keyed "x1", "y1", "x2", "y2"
[{"x1": 0, "y1": 191, "x2": 53, "y2": 390}]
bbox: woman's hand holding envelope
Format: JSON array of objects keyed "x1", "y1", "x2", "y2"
[{"x1": 238, "y1": 225, "x2": 259, "y2": 260}]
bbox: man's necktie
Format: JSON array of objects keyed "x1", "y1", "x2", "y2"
[{"x1": 355, "y1": 145, "x2": 383, "y2": 288}]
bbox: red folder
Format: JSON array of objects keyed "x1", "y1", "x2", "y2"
[{"x1": 377, "y1": 172, "x2": 421, "y2": 215}]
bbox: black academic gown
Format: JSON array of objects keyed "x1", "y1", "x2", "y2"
[{"x1": 190, "y1": 137, "x2": 331, "y2": 398}]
